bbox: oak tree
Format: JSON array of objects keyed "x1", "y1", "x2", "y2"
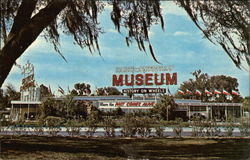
[
  {"x1": 1, "y1": 0, "x2": 249, "y2": 88},
  {"x1": 178, "y1": 0, "x2": 250, "y2": 69},
  {"x1": 96, "y1": 86, "x2": 121, "y2": 96},
  {"x1": 177, "y1": 70, "x2": 242, "y2": 102},
  {"x1": 0, "y1": 0, "x2": 164, "y2": 87}
]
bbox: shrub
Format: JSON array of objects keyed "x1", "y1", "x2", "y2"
[
  {"x1": 47, "y1": 127, "x2": 61, "y2": 136},
  {"x1": 14, "y1": 127, "x2": 24, "y2": 136},
  {"x1": 239, "y1": 118, "x2": 250, "y2": 137},
  {"x1": 112, "y1": 107, "x2": 125, "y2": 118},
  {"x1": 137, "y1": 117, "x2": 152, "y2": 137},
  {"x1": 155, "y1": 126, "x2": 164, "y2": 137},
  {"x1": 44, "y1": 116, "x2": 63, "y2": 136},
  {"x1": 85, "y1": 119, "x2": 97, "y2": 137},
  {"x1": 0, "y1": 117, "x2": 12, "y2": 126},
  {"x1": 120, "y1": 114, "x2": 138, "y2": 137},
  {"x1": 204, "y1": 120, "x2": 221, "y2": 137},
  {"x1": 45, "y1": 116, "x2": 65, "y2": 127},
  {"x1": 172, "y1": 118, "x2": 183, "y2": 138},
  {"x1": 224, "y1": 121, "x2": 234, "y2": 137},
  {"x1": 65, "y1": 120, "x2": 81, "y2": 137},
  {"x1": 9, "y1": 125, "x2": 28, "y2": 136},
  {"x1": 66, "y1": 126, "x2": 81, "y2": 137},
  {"x1": 190, "y1": 116, "x2": 206, "y2": 137},
  {"x1": 103, "y1": 117, "x2": 116, "y2": 137},
  {"x1": 34, "y1": 127, "x2": 44, "y2": 136}
]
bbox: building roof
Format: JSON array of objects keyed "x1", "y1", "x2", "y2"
[
  {"x1": 11, "y1": 101, "x2": 41, "y2": 105},
  {"x1": 73, "y1": 96, "x2": 242, "y2": 106},
  {"x1": 11, "y1": 96, "x2": 242, "y2": 107},
  {"x1": 73, "y1": 96, "x2": 131, "y2": 101}
]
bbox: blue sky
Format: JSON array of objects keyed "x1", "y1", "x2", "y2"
[{"x1": 3, "y1": 1, "x2": 249, "y2": 97}]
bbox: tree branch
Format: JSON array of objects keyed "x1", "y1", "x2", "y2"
[
  {"x1": 8, "y1": 0, "x2": 38, "y2": 40},
  {"x1": 0, "y1": 0, "x2": 69, "y2": 87}
]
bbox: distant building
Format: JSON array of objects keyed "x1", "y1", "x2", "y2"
[
  {"x1": 10, "y1": 61, "x2": 41, "y2": 121},
  {"x1": 9, "y1": 62, "x2": 243, "y2": 122},
  {"x1": 72, "y1": 96, "x2": 242, "y2": 121}
]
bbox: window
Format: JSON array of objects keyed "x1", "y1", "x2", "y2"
[{"x1": 190, "y1": 106, "x2": 206, "y2": 111}]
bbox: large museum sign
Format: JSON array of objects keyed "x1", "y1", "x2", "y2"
[{"x1": 112, "y1": 66, "x2": 177, "y2": 87}]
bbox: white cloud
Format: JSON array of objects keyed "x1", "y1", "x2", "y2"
[
  {"x1": 107, "y1": 28, "x2": 118, "y2": 33},
  {"x1": 149, "y1": 31, "x2": 155, "y2": 37},
  {"x1": 104, "y1": 3, "x2": 112, "y2": 11},
  {"x1": 174, "y1": 31, "x2": 190, "y2": 36}
]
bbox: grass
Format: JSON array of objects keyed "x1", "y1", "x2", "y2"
[{"x1": 0, "y1": 135, "x2": 250, "y2": 160}]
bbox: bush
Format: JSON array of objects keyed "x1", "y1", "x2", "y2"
[
  {"x1": 103, "y1": 117, "x2": 116, "y2": 137},
  {"x1": 155, "y1": 126, "x2": 164, "y2": 137},
  {"x1": 112, "y1": 107, "x2": 125, "y2": 118},
  {"x1": 85, "y1": 119, "x2": 97, "y2": 137},
  {"x1": 34, "y1": 127, "x2": 44, "y2": 136},
  {"x1": 121, "y1": 114, "x2": 138, "y2": 137},
  {"x1": 15, "y1": 127, "x2": 25, "y2": 136},
  {"x1": 65, "y1": 120, "x2": 81, "y2": 137},
  {"x1": 45, "y1": 116, "x2": 65, "y2": 127},
  {"x1": 172, "y1": 118, "x2": 183, "y2": 138},
  {"x1": 45, "y1": 117, "x2": 62, "y2": 136},
  {"x1": 158, "y1": 120, "x2": 189, "y2": 127},
  {"x1": 224, "y1": 121, "x2": 234, "y2": 137},
  {"x1": 66, "y1": 126, "x2": 81, "y2": 137},
  {"x1": 239, "y1": 118, "x2": 250, "y2": 137},
  {"x1": 0, "y1": 117, "x2": 12, "y2": 126},
  {"x1": 47, "y1": 127, "x2": 61, "y2": 136},
  {"x1": 137, "y1": 117, "x2": 152, "y2": 137},
  {"x1": 204, "y1": 120, "x2": 221, "y2": 137},
  {"x1": 190, "y1": 116, "x2": 207, "y2": 137}
]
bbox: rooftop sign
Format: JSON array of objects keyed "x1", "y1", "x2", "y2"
[
  {"x1": 112, "y1": 73, "x2": 177, "y2": 86},
  {"x1": 20, "y1": 61, "x2": 35, "y2": 91},
  {"x1": 113, "y1": 66, "x2": 177, "y2": 87}
]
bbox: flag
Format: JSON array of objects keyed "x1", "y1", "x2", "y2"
[
  {"x1": 84, "y1": 88, "x2": 91, "y2": 95},
  {"x1": 167, "y1": 87, "x2": 171, "y2": 95},
  {"x1": 232, "y1": 90, "x2": 239, "y2": 96},
  {"x1": 195, "y1": 89, "x2": 202, "y2": 95},
  {"x1": 104, "y1": 88, "x2": 109, "y2": 95},
  {"x1": 15, "y1": 63, "x2": 22, "y2": 69},
  {"x1": 96, "y1": 89, "x2": 99, "y2": 95},
  {"x1": 58, "y1": 85, "x2": 65, "y2": 94},
  {"x1": 48, "y1": 85, "x2": 52, "y2": 94},
  {"x1": 178, "y1": 89, "x2": 184, "y2": 94},
  {"x1": 214, "y1": 89, "x2": 221, "y2": 94},
  {"x1": 67, "y1": 85, "x2": 71, "y2": 93},
  {"x1": 222, "y1": 89, "x2": 230, "y2": 95},
  {"x1": 205, "y1": 89, "x2": 212, "y2": 95},
  {"x1": 186, "y1": 89, "x2": 192, "y2": 94}
]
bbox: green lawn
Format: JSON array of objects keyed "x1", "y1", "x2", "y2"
[{"x1": 0, "y1": 136, "x2": 250, "y2": 160}]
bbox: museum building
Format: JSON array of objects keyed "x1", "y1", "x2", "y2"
[{"x1": 9, "y1": 64, "x2": 243, "y2": 121}]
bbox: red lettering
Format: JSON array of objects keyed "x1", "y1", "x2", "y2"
[
  {"x1": 145, "y1": 73, "x2": 153, "y2": 85},
  {"x1": 112, "y1": 75, "x2": 123, "y2": 86},
  {"x1": 115, "y1": 102, "x2": 125, "y2": 106},
  {"x1": 142, "y1": 102, "x2": 155, "y2": 106},
  {"x1": 113, "y1": 72, "x2": 178, "y2": 86},
  {"x1": 135, "y1": 74, "x2": 144, "y2": 86},
  {"x1": 125, "y1": 74, "x2": 134, "y2": 86},
  {"x1": 166, "y1": 72, "x2": 177, "y2": 85},
  {"x1": 127, "y1": 102, "x2": 141, "y2": 106},
  {"x1": 154, "y1": 73, "x2": 164, "y2": 85}
]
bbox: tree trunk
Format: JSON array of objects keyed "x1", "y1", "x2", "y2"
[{"x1": 0, "y1": 0, "x2": 69, "y2": 88}]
